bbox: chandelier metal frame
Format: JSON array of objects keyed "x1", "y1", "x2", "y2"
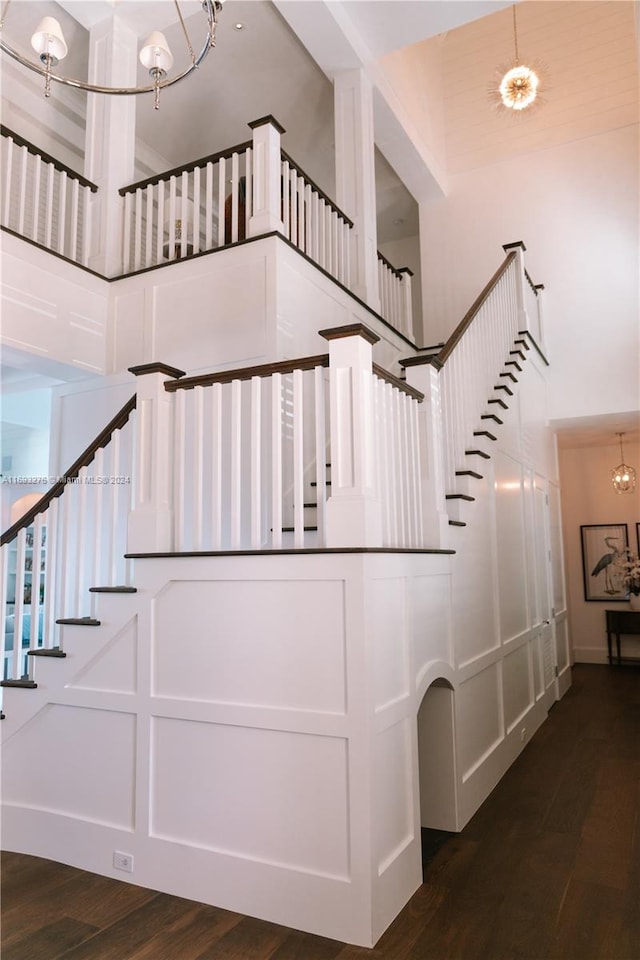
[{"x1": 0, "y1": 0, "x2": 222, "y2": 99}]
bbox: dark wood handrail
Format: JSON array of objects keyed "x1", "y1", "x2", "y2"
[
  {"x1": 119, "y1": 140, "x2": 254, "y2": 196},
  {"x1": 437, "y1": 252, "x2": 517, "y2": 367},
  {"x1": 524, "y1": 269, "x2": 538, "y2": 295},
  {"x1": 165, "y1": 355, "x2": 331, "y2": 392},
  {"x1": 280, "y1": 149, "x2": 354, "y2": 228},
  {"x1": 1, "y1": 395, "x2": 136, "y2": 546},
  {"x1": 372, "y1": 364, "x2": 424, "y2": 402},
  {"x1": 376, "y1": 250, "x2": 403, "y2": 279},
  {"x1": 1, "y1": 125, "x2": 98, "y2": 193}
]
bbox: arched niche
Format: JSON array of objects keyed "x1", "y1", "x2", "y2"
[{"x1": 416, "y1": 677, "x2": 458, "y2": 833}]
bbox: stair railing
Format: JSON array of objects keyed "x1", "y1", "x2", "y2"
[
  {"x1": 377, "y1": 252, "x2": 413, "y2": 339},
  {"x1": 0, "y1": 397, "x2": 136, "y2": 684},
  {"x1": 1, "y1": 125, "x2": 97, "y2": 267}
]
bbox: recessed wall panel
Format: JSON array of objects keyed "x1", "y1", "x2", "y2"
[
  {"x1": 457, "y1": 665, "x2": 502, "y2": 780},
  {"x1": 495, "y1": 452, "x2": 528, "y2": 643},
  {"x1": 503, "y1": 643, "x2": 532, "y2": 732},
  {"x1": 410, "y1": 575, "x2": 450, "y2": 682},
  {"x1": 153, "y1": 580, "x2": 346, "y2": 713},
  {"x1": 150, "y1": 718, "x2": 349, "y2": 879},
  {"x1": 372, "y1": 578, "x2": 408, "y2": 709},
  {"x1": 3, "y1": 705, "x2": 135, "y2": 828},
  {"x1": 374, "y1": 718, "x2": 413, "y2": 873}
]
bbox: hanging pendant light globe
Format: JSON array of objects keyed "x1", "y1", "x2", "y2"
[
  {"x1": 611, "y1": 433, "x2": 637, "y2": 495},
  {"x1": 0, "y1": 0, "x2": 224, "y2": 109},
  {"x1": 492, "y1": 5, "x2": 543, "y2": 113}
]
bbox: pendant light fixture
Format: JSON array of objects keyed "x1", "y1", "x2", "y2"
[
  {"x1": 611, "y1": 433, "x2": 636, "y2": 494},
  {"x1": 0, "y1": 0, "x2": 224, "y2": 110},
  {"x1": 491, "y1": 5, "x2": 543, "y2": 113}
]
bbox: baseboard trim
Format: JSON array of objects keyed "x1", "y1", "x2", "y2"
[{"x1": 572, "y1": 647, "x2": 609, "y2": 664}]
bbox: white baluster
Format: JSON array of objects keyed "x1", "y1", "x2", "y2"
[
  {"x1": 193, "y1": 166, "x2": 201, "y2": 255},
  {"x1": 43, "y1": 499, "x2": 59, "y2": 648},
  {"x1": 250, "y1": 376, "x2": 262, "y2": 548},
  {"x1": 217, "y1": 157, "x2": 225, "y2": 247},
  {"x1": 245, "y1": 147, "x2": 252, "y2": 236},
  {"x1": 210, "y1": 382, "x2": 223, "y2": 550},
  {"x1": 31, "y1": 155, "x2": 42, "y2": 242},
  {"x1": 168, "y1": 175, "x2": 177, "y2": 258},
  {"x1": 180, "y1": 170, "x2": 189, "y2": 258},
  {"x1": 17, "y1": 144, "x2": 28, "y2": 236},
  {"x1": 314, "y1": 365, "x2": 327, "y2": 547},
  {"x1": 205, "y1": 161, "x2": 213, "y2": 250},
  {"x1": 145, "y1": 183, "x2": 153, "y2": 266},
  {"x1": 231, "y1": 151, "x2": 239, "y2": 243},
  {"x1": 2, "y1": 135, "x2": 13, "y2": 227},
  {"x1": 70, "y1": 178, "x2": 80, "y2": 261},
  {"x1": 230, "y1": 379, "x2": 242, "y2": 549},
  {"x1": 193, "y1": 386, "x2": 204, "y2": 551},
  {"x1": 133, "y1": 187, "x2": 142, "y2": 271},
  {"x1": 123, "y1": 191, "x2": 132, "y2": 272},
  {"x1": 271, "y1": 373, "x2": 283, "y2": 549},
  {"x1": 58, "y1": 171, "x2": 68, "y2": 256},
  {"x1": 156, "y1": 180, "x2": 165, "y2": 264},
  {"x1": 0, "y1": 544, "x2": 9, "y2": 680},
  {"x1": 174, "y1": 389, "x2": 187, "y2": 551},
  {"x1": 81, "y1": 185, "x2": 92, "y2": 266},
  {"x1": 292, "y1": 368, "x2": 304, "y2": 548}
]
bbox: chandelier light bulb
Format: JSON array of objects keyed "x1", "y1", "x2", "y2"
[
  {"x1": 499, "y1": 64, "x2": 539, "y2": 110},
  {"x1": 139, "y1": 32, "x2": 174, "y2": 74}
]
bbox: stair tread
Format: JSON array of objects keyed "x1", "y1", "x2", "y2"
[
  {"x1": 488, "y1": 398, "x2": 509, "y2": 409},
  {"x1": 446, "y1": 494, "x2": 475, "y2": 502},
  {"x1": 474, "y1": 430, "x2": 498, "y2": 441},
  {"x1": 0, "y1": 679, "x2": 37, "y2": 689},
  {"x1": 456, "y1": 470, "x2": 483, "y2": 479},
  {"x1": 281, "y1": 526, "x2": 318, "y2": 532},
  {"x1": 310, "y1": 480, "x2": 331, "y2": 487},
  {"x1": 56, "y1": 617, "x2": 101, "y2": 626},
  {"x1": 510, "y1": 350, "x2": 527, "y2": 361},
  {"x1": 465, "y1": 449, "x2": 491, "y2": 460},
  {"x1": 0, "y1": 711, "x2": 5, "y2": 720},
  {"x1": 500, "y1": 371, "x2": 518, "y2": 383},
  {"x1": 28, "y1": 647, "x2": 66, "y2": 658},
  {"x1": 494, "y1": 384, "x2": 514, "y2": 396},
  {"x1": 505, "y1": 360, "x2": 523, "y2": 372},
  {"x1": 89, "y1": 586, "x2": 137, "y2": 593},
  {"x1": 448, "y1": 520, "x2": 467, "y2": 527},
  {"x1": 481, "y1": 414, "x2": 504, "y2": 425}
]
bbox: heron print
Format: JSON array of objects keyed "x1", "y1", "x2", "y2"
[{"x1": 581, "y1": 525, "x2": 629, "y2": 601}]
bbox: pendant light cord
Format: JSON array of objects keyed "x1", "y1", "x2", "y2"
[{"x1": 513, "y1": 4, "x2": 520, "y2": 64}]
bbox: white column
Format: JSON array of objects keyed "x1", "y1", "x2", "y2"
[
  {"x1": 127, "y1": 363, "x2": 185, "y2": 553},
  {"x1": 398, "y1": 268, "x2": 414, "y2": 338},
  {"x1": 402, "y1": 358, "x2": 450, "y2": 549},
  {"x1": 334, "y1": 70, "x2": 380, "y2": 312},
  {"x1": 502, "y1": 241, "x2": 528, "y2": 336},
  {"x1": 84, "y1": 15, "x2": 137, "y2": 277},
  {"x1": 320, "y1": 325, "x2": 382, "y2": 547},
  {"x1": 248, "y1": 115, "x2": 285, "y2": 236}
]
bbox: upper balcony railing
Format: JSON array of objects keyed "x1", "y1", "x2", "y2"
[
  {"x1": 1, "y1": 125, "x2": 97, "y2": 268},
  {"x1": 1, "y1": 119, "x2": 414, "y2": 340}
]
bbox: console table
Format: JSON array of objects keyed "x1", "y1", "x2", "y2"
[{"x1": 605, "y1": 609, "x2": 640, "y2": 664}]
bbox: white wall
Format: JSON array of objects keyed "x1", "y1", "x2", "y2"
[
  {"x1": 420, "y1": 126, "x2": 640, "y2": 423},
  {"x1": 559, "y1": 438, "x2": 640, "y2": 662}
]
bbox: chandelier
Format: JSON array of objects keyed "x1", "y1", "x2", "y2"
[
  {"x1": 0, "y1": 0, "x2": 224, "y2": 110},
  {"x1": 611, "y1": 433, "x2": 637, "y2": 495},
  {"x1": 493, "y1": 5, "x2": 541, "y2": 112}
]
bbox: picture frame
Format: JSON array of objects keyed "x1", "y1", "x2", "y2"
[{"x1": 581, "y1": 524, "x2": 629, "y2": 601}]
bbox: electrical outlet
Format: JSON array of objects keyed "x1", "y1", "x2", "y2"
[
  {"x1": 520, "y1": 727, "x2": 527, "y2": 742},
  {"x1": 113, "y1": 851, "x2": 134, "y2": 873}
]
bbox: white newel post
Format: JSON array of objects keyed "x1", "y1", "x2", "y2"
[
  {"x1": 320, "y1": 325, "x2": 382, "y2": 547},
  {"x1": 398, "y1": 268, "x2": 414, "y2": 338},
  {"x1": 502, "y1": 241, "x2": 529, "y2": 339},
  {"x1": 534, "y1": 282, "x2": 546, "y2": 353},
  {"x1": 248, "y1": 115, "x2": 285, "y2": 237},
  {"x1": 127, "y1": 363, "x2": 185, "y2": 553},
  {"x1": 84, "y1": 15, "x2": 137, "y2": 276},
  {"x1": 401, "y1": 358, "x2": 450, "y2": 549},
  {"x1": 334, "y1": 70, "x2": 380, "y2": 312}
]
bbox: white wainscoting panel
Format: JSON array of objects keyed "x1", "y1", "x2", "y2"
[
  {"x1": 3, "y1": 704, "x2": 135, "y2": 829},
  {"x1": 502, "y1": 641, "x2": 532, "y2": 733},
  {"x1": 494, "y1": 451, "x2": 528, "y2": 643},
  {"x1": 374, "y1": 717, "x2": 413, "y2": 874},
  {"x1": 372, "y1": 577, "x2": 408, "y2": 711},
  {"x1": 410, "y1": 574, "x2": 451, "y2": 687},
  {"x1": 152, "y1": 579, "x2": 346, "y2": 714},
  {"x1": 457, "y1": 663, "x2": 502, "y2": 781},
  {"x1": 150, "y1": 717, "x2": 350, "y2": 879},
  {"x1": 68, "y1": 617, "x2": 137, "y2": 694}
]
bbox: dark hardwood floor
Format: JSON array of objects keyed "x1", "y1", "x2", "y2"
[{"x1": 2, "y1": 664, "x2": 639, "y2": 959}]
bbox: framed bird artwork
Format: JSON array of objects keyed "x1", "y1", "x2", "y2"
[{"x1": 581, "y1": 524, "x2": 629, "y2": 601}]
